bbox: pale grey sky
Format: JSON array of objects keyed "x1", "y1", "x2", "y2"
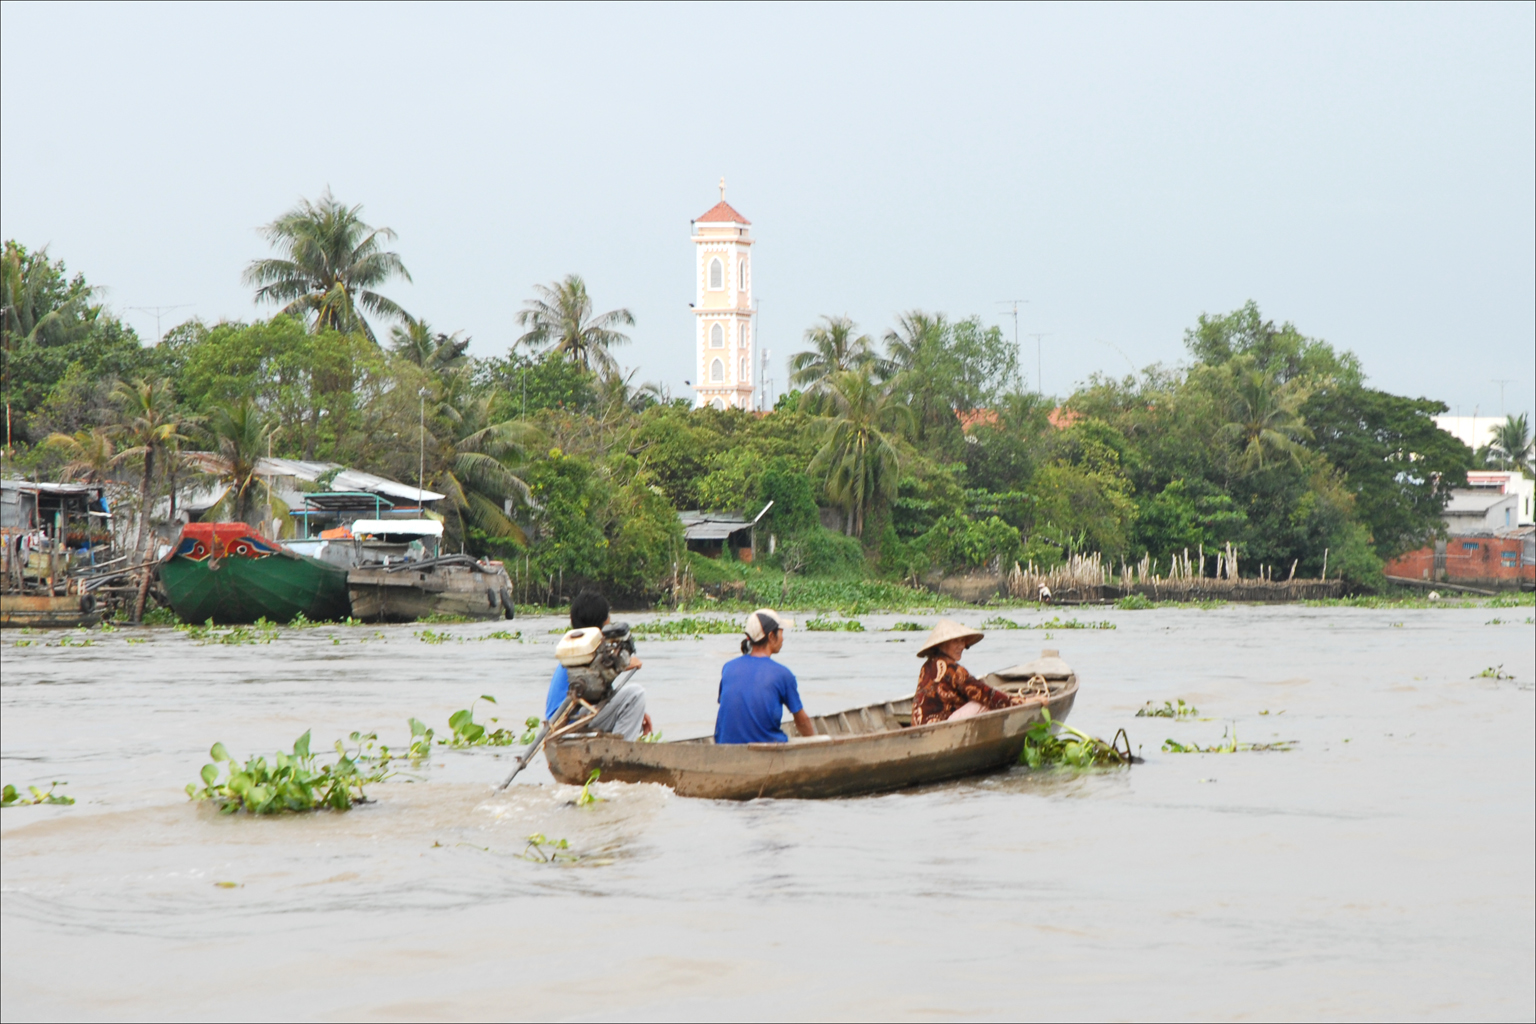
[{"x1": 3, "y1": 2, "x2": 1532, "y2": 419}]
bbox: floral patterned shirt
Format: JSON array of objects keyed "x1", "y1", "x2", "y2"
[{"x1": 911, "y1": 656, "x2": 1015, "y2": 725}]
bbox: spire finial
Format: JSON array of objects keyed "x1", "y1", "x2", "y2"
[{"x1": 719, "y1": 176, "x2": 726, "y2": 201}]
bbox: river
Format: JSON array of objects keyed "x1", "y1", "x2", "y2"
[{"x1": 2, "y1": 604, "x2": 1532, "y2": 1021}]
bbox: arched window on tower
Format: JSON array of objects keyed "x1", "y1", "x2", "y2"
[
  {"x1": 738, "y1": 322, "x2": 747, "y2": 347},
  {"x1": 738, "y1": 257, "x2": 747, "y2": 290},
  {"x1": 710, "y1": 323, "x2": 724, "y2": 348},
  {"x1": 709, "y1": 258, "x2": 723, "y2": 290},
  {"x1": 711, "y1": 358, "x2": 725, "y2": 382},
  {"x1": 711, "y1": 398, "x2": 726, "y2": 411},
  {"x1": 740, "y1": 357, "x2": 749, "y2": 381}
]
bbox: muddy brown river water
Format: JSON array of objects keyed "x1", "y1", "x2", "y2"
[{"x1": 2, "y1": 605, "x2": 1533, "y2": 1021}]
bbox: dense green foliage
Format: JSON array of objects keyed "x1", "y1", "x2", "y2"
[{"x1": 3, "y1": 196, "x2": 1496, "y2": 603}]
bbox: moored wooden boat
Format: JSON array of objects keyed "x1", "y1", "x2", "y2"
[
  {"x1": 0, "y1": 592, "x2": 102, "y2": 628},
  {"x1": 545, "y1": 651, "x2": 1078, "y2": 800},
  {"x1": 336, "y1": 520, "x2": 513, "y2": 623},
  {"x1": 159, "y1": 523, "x2": 350, "y2": 624}
]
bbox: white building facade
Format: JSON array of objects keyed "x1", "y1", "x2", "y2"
[{"x1": 691, "y1": 184, "x2": 756, "y2": 410}]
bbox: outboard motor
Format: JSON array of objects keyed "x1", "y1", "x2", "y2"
[{"x1": 555, "y1": 621, "x2": 637, "y2": 704}]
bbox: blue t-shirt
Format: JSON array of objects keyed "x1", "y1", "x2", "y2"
[
  {"x1": 545, "y1": 664, "x2": 569, "y2": 721},
  {"x1": 714, "y1": 655, "x2": 804, "y2": 744}
]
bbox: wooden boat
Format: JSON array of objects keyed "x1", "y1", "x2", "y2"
[
  {"x1": 545, "y1": 651, "x2": 1078, "y2": 800},
  {"x1": 348, "y1": 555, "x2": 514, "y2": 622},
  {"x1": 332, "y1": 519, "x2": 513, "y2": 623},
  {"x1": 159, "y1": 523, "x2": 350, "y2": 624},
  {"x1": 0, "y1": 593, "x2": 102, "y2": 628}
]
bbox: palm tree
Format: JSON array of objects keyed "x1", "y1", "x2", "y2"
[
  {"x1": 433, "y1": 394, "x2": 540, "y2": 546},
  {"x1": 202, "y1": 398, "x2": 278, "y2": 526},
  {"x1": 1217, "y1": 361, "x2": 1313, "y2": 474},
  {"x1": 43, "y1": 427, "x2": 116, "y2": 483},
  {"x1": 1479, "y1": 413, "x2": 1533, "y2": 476},
  {"x1": 788, "y1": 316, "x2": 877, "y2": 392},
  {"x1": 515, "y1": 274, "x2": 633, "y2": 376},
  {"x1": 390, "y1": 318, "x2": 470, "y2": 375},
  {"x1": 807, "y1": 370, "x2": 913, "y2": 538},
  {"x1": 2, "y1": 242, "x2": 97, "y2": 449},
  {"x1": 881, "y1": 311, "x2": 951, "y2": 442},
  {"x1": 243, "y1": 189, "x2": 412, "y2": 343},
  {"x1": 110, "y1": 378, "x2": 191, "y2": 558}
]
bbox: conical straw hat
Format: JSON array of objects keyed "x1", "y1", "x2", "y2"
[{"x1": 916, "y1": 618, "x2": 985, "y2": 658}]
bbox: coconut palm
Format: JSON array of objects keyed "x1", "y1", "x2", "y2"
[
  {"x1": 201, "y1": 398, "x2": 278, "y2": 526},
  {"x1": 2, "y1": 242, "x2": 97, "y2": 448},
  {"x1": 1217, "y1": 360, "x2": 1313, "y2": 474},
  {"x1": 390, "y1": 318, "x2": 470, "y2": 375},
  {"x1": 243, "y1": 189, "x2": 412, "y2": 343},
  {"x1": 433, "y1": 394, "x2": 540, "y2": 546},
  {"x1": 807, "y1": 370, "x2": 913, "y2": 538},
  {"x1": 880, "y1": 311, "x2": 951, "y2": 441},
  {"x1": 515, "y1": 274, "x2": 633, "y2": 376},
  {"x1": 110, "y1": 378, "x2": 192, "y2": 558},
  {"x1": 788, "y1": 316, "x2": 877, "y2": 391},
  {"x1": 43, "y1": 426, "x2": 117, "y2": 483},
  {"x1": 1479, "y1": 413, "x2": 1533, "y2": 475}
]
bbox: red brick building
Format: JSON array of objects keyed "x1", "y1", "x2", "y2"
[{"x1": 1384, "y1": 530, "x2": 1535, "y2": 590}]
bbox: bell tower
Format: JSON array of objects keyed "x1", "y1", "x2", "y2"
[{"x1": 691, "y1": 179, "x2": 755, "y2": 410}]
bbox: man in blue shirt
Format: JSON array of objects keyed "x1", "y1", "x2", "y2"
[
  {"x1": 544, "y1": 590, "x2": 652, "y2": 740},
  {"x1": 715, "y1": 608, "x2": 816, "y2": 744}
]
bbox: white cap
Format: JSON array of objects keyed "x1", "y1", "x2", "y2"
[{"x1": 744, "y1": 608, "x2": 794, "y2": 642}]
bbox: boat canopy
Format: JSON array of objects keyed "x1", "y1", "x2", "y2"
[{"x1": 350, "y1": 519, "x2": 443, "y2": 538}]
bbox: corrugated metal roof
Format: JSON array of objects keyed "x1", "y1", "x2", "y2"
[{"x1": 685, "y1": 521, "x2": 749, "y2": 541}]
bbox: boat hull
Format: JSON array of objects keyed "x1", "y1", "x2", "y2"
[
  {"x1": 160, "y1": 547, "x2": 350, "y2": 624},
  {"x1": 346, "y1": 562, "x2": 512, "y2": 623},
  {"x1": 0, "y1": 593, "x2": 101, "y2": 629},
  {"x1": 545, "y1": 681, "x2": 1076, "y2": 800}
]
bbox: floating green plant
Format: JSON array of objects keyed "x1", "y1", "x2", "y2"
[
  {"x1": 418, "y1": 613, "x2": 474, "y2": 624},
  {"x1": 575, "y1": 768, "x2": 604, "y2": 807},
  {"x1": 631, "y1": 617, "x2": 741, "y2": 638},
  {"x1": 2, "y1": 781, "x2": 74, "y2": 806},
  {"x1": 1023, "y1": 616, "x2": 1116, "y2": 631},
  {"x1": 1474, "y1": 665, "x2": 1514, "y2": 679},
  {"x1": 1162, "y1": 724, "x2": 1295, "y2": 753},
  {"x1": 414, "y1": 629, "x2": 456, "y2": 644},
  {"x1": 1114, "y1": 593, "x2": 1156, "y2": 610},
  {"x1": 481, "y1": 630, "x2": 522, "y2": 641},
  {"x1": 446, "y1": 695, "x2": 523, "y2": 747},
  {"x1": 980, "y1": 615, "x2": 1022, "y2": 629},
  {"x1": 177, "y1": 618, "x2": 280, "y2": 645},
  {"x1": 407, "y1": 718, "x2": 435, "y2": 758},
  {"x1": 889, "y1": 621, "x2": 928, "y2": 631},
  {"x1": 1019, "y1": 709, "x2": 1134, "y2": 768},
  {"x1": 521, "y1": 833, "x2": 578, "y2": 863},
  {"x1": 804, "y1": 617, "x2": 865, "y2": 632},
  {"x1": 1137, "y1": 699, "x2": 1199, "y2": 719},
  {"x1": 186, "y1": 731, "x2": 390, "y2": 813}
]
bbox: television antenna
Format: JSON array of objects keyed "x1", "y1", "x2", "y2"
[
  {"x1": 126, "y1": 304, "x2": 193, "y2": 345},
  {"x1": 1491, "y1": 379, "x2": 1513, "y2": 416},
  {"x1": 1026, "y1": 333, "x2": 1053, "y2": 397},
  {"x1": 996, "y1": 299, "x2": 1028, "y2": 386}
]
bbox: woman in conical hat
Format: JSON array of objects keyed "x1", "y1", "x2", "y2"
[{"x1": 912, "y1": 618, "x2": 1024, "y2": 726}]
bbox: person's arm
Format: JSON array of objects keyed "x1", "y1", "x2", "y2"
[
  {"x1": 957, "y1": 666, "x2": 1014, "y2": 709},
  {"x1": 792, "y1": 709, "x2": 816, "y2": 737}
]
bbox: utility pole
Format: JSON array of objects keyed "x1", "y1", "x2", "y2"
[
  {"x1": 996, "y1": 299, "x2": 1028, "y2": 388},
  {"x1": 1027, "y1": 333, "x2": 1053, "y2": 397},
  {"x1": 418, "y1": 387, "x2": 428, "y2": 507},
  {"x1": 1492, "y1": 379, "x2": 1513, "y2": 417},
  {"x1": 126, "y1": 304, "x2": 193, "y2": 346}
]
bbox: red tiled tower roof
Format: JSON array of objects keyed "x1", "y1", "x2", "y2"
[{"x1": 695, "y1": 200, "x2": 750, "y2": 225}]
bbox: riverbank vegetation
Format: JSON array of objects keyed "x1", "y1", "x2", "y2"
[{"x1": 6, "y1": 191, "x2": 1526, "y2": 610}]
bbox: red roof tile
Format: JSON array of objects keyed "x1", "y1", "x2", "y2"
[{"x1": 695, "y1": 201, "x2": 750, "y2": 225}]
